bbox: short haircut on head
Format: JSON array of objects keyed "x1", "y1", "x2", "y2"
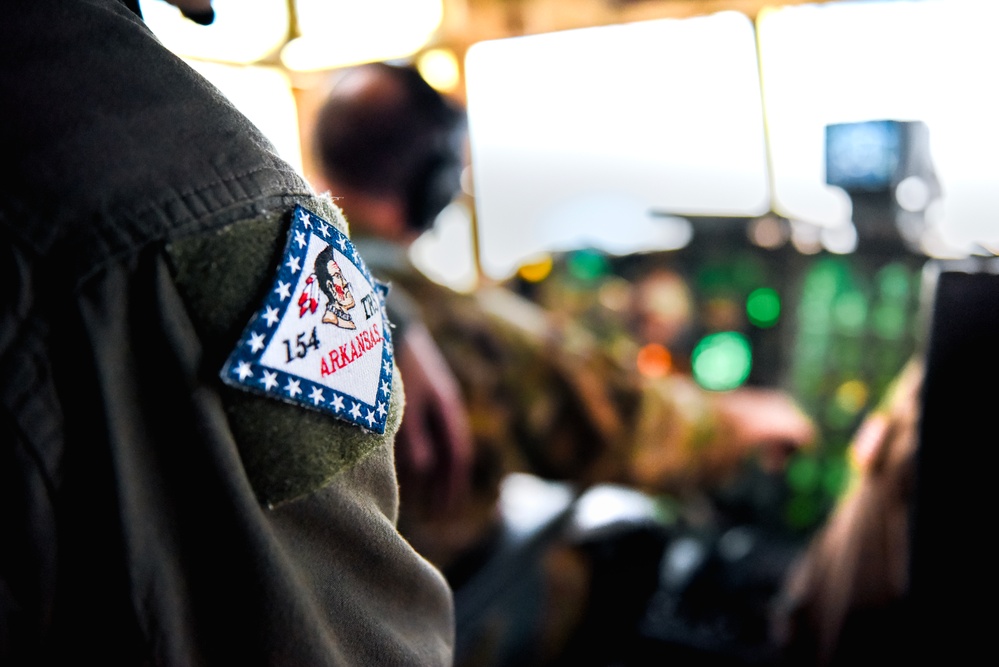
[{"x1": 314, "y1": 62, "x2": 467, "y2": 233}]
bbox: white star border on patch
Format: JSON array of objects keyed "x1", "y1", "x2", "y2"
[{"x1": 219, "y1": 204, "x2": 395, "y2": 433}]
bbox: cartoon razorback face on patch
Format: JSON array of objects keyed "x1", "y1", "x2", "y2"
[{"x1": 313, "y1": 244, "x2": 357, "y2": 329}]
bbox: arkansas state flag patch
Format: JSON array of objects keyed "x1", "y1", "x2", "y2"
[{"x1": 221, "y1": 204, "x2": 394, "y2": 433}]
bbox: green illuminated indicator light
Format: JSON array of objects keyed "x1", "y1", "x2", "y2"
[
  {"x1": 567, "y1": 249, "x2": 609, "y2": 282},
  {"x1": 691, "y1": 331, "x2": 752, "y2": 391},
  {"x1": 823, "y1": 458, "x2": 850, "y2": 497},
  {"x1": 878, "y1": 263, "x2": 911, "y2": 301},
  {"x1": 786, "y1": 494, "x2": 821, "y2": 529},
  {"x1": 872, "y1": 305, "x2": 906, "y2": 339},
  {"x1": 786, "y1": 455, "x2": 821, "y2": 492},
  {"x1": 834, "y1": 291, "x2": 868, "y2": 332},
  {"x1": 746, "y1": 287, "x2": 781, "y2": 327}
]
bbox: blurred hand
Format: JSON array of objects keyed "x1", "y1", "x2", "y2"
[
  {"x1": 714, "y1": 387, "x2": 817, "y2": 472},
  {"x1": 394, "y1": 322, "x2": 474, "y2": 513}
]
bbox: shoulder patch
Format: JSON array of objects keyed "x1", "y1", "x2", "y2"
[{"x1": 221, "y1": 205, "x2": 395, "y2": 433}]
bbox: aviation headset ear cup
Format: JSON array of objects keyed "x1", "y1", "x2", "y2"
[
  {"x1": 406, "y1": 144, "x2": 464, "y2": 233},
  {"x1": 385, "y1": 62, "x2": 467, "y2": 233}
]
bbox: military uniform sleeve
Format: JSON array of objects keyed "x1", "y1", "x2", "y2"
[
  {"x1": 1, "y1": 0, "x2": 454, "y2": 662},
  {"x1": 158, "y1": 195, "x2": 455, "y2": 664}
]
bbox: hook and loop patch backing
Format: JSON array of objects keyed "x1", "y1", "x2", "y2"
[{"x1": 221, "y1": 205, "x2": 394, "y2": 433}]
